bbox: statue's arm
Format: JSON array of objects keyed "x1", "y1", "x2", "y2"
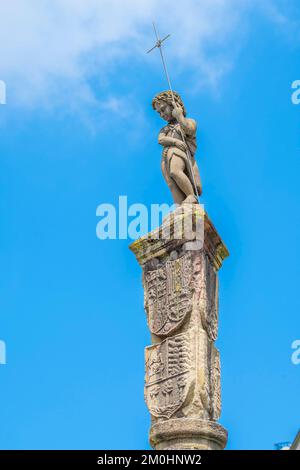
[
  {"x1": 158, "y1": 131, "x2": 187, "y2": 152},
  {"x1": 158, "y1": 132, "x2": 182, "y2": 147},
  {"x1": 172, "y1": 106, "x2": 197, "y2": 136},
  {"x1": 158, "y1": 131, "x2": 178, "y2": 147},
  {"x1": 158, "y1": 129, "x2": 172, "y2": 146},
  {"x1": 177, "y1": 117, "x2": 196, "y2": 137}
]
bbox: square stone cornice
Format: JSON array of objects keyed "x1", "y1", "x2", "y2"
[{"x1": 129, "y1": 205, "x2": 229, "y2": 271}]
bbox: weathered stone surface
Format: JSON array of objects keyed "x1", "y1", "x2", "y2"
[
  {"x1": 145, "y1": 327, "x2": 222, "y2": 423},
  {"x1": 145, "y1": 330, "x2": 194, "y2": 419},
  {"x1": 130, "y1": 204, "x2": 228, "y2": 270},
  {"x1": 150, "y1": 418, "x2": 228, "y2": 450},
  {"x1": 129, "y1": 205, "x2": 229, "y2": 450},
  {"x1": 143, "y1": 253, "x2": 193, "y2": 337}
]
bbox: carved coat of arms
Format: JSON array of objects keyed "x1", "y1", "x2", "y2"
[
  {"x1": 145, "y1": 331, "x2": 193, "y2": 419},
  {"x1": 144, "y1": 254, "x2": 193, "y2": 337}
]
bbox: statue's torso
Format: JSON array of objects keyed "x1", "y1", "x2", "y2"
[{"x1": 161, "y1": 122, "x2": 197, "y2": 157}]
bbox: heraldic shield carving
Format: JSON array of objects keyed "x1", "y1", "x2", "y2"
[
  {"x1": 145, "y1": 331, "x2": 193, "y2": 419},
  {"x1": 144, "y1": 254, "x2": 193, "y2": 337}
]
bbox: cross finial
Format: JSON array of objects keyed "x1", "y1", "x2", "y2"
[
  {"x1": 147, "y1": 22, "x2": 170, "y2": 54},
  {"x1": 146, "y1": 22, "x2": 174, "y2": 98}
]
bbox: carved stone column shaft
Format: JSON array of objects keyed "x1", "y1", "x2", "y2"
[{"x1": 130, "y1": 205, "x2": 229, "y2": 450}]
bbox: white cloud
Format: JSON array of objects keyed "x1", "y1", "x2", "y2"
[{"x1": 0, "y1": 0, "x2": 294, "y2": 113}]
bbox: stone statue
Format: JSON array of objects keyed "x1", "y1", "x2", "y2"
[{"x1": 152, "y1": 90, "x2": 202, "y2": 205}]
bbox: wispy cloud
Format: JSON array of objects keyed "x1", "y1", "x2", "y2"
[{"x1": 0, "y1": 0, "x2": 296, "y2": 114}]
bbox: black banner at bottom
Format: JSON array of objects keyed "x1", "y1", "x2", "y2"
[{"x1": 0, "y1": 450, "x2": 298, "y2": 466}]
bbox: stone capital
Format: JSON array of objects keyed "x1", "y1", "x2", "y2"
[{"x1": 129, "y1": 204, "x2": 229, "y2": 270}]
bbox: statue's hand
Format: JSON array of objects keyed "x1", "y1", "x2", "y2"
[
  {"x1": 176, "y1": 140, "x2": 188, "y2": 152},
  {"x1": 172, "y1": 105, "x2": 184, "y2": 121}
]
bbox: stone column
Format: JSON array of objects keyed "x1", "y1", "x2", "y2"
[{"x1": 129, "y1": 204, "x2": 229, "y2": 450}]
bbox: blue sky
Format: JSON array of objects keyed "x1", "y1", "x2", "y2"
[{"x1": 0, "y1": 0, "x2": 300, "y2": 450}]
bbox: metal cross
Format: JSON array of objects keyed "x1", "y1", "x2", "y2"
[
  {"x1": 147, "y1": 23, "x2": 199, "y2": 199},
  {"x1": 147, "y1": 23, "x2": 174, "y2": 101}
]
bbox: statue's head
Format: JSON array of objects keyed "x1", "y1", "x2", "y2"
[{"x1": 152, "y1": 90, "x2": 186, "y2": 122}]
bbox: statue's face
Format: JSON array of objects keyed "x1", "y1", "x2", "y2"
[{"x1": 155, "y1": 100, "x2": 173, "y2": 122}]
